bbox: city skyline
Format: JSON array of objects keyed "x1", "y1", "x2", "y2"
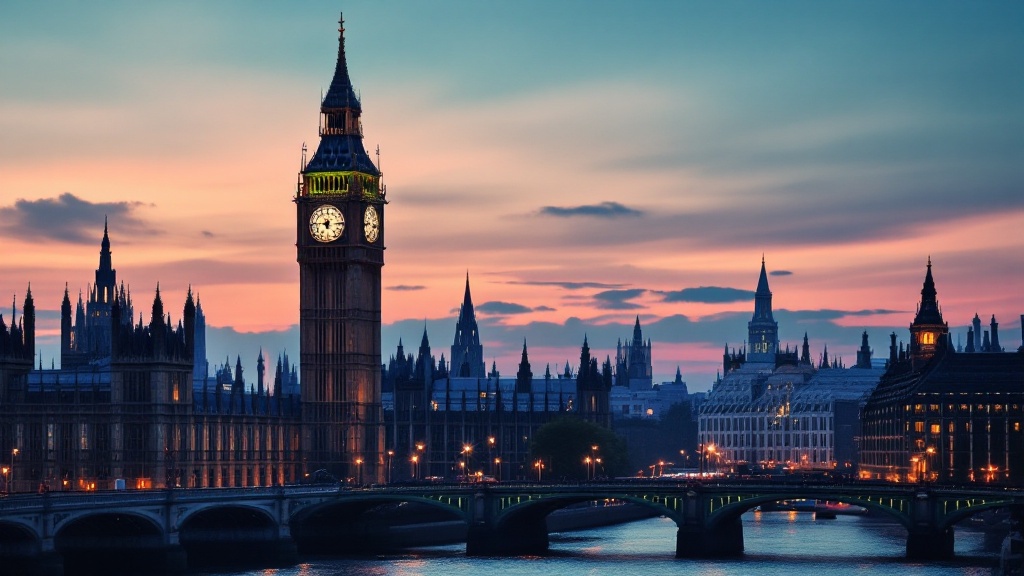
[{"x1": 1, "y1": 1, "x2": 1021, "y2": 389}]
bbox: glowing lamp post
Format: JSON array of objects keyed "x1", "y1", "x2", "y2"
[
  {"x1": 354, "y1": 457, "x2": 364, "y2": 486},
  {"x1": 584, "y1": 456, "x2": 592, "y2": 481},
  {"x1": 534, "y1": 460, "x2": 544, "y2": 482},
  {"x1": 9, "y1": 448, "x2": 17, "y2": 494},
  {"x1": 487, "y1": 436, "x2": 496, "y2": 476},
  {"x1": 411, "y1": 455, "x2": 419, "y2": 480},
  {"x1": 415, "y1": 443, "x2": 425, "y2": 479},
  {"x1": 494, "y1": 458, "x2": 501, "y2": 481},
  {"x1": 386, "y1": 450, "x2": 394, "y2": 484},
  {"x1": 462, "y1": 445, "x2": 473, "y2": 480}
]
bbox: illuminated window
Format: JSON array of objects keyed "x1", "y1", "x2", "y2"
[
  {"x1": 1015, "y1": 422, "x2": 1021, "y2": 432},
  {"x1": 921, "y1": 332, "x2": 935, "y2": 345},
  {"x1": 930, "y1": 423, "x2": 940, "y2": 435},
  {"x1": 914, "y1": 421, "x2": 924, "y2": 433}
]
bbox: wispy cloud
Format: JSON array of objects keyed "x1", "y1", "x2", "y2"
[
  {"x1": 388, "y1": 284, "x2": 426, "y2": 291},
  {"x1": 593, "y1": 289, "x2": 646, "y2": 310},
  {"x1": 663, "y1": 286, "x2": 756, "y2": 304},
  {"x1": 770, "y1": 270, "x2": 793, "y2": 276},
  {"x1": 0, "y1": 193, "x2": 152, "y2": 244},
  {"x1": 478, "y1": 301, "x2": 532, "y2": 315},
  {"x1": 507, "y1": 280, "x2": 627, "y2": 290},
  {"x1": 539, "y1": 202, "x2": 643, "y2": 219}
]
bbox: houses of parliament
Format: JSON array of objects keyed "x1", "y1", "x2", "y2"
[{"x1": 0, "y1": 15, "x2": 614, "y2": 492}]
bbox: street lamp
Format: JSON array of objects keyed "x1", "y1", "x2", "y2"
[
  {"x1": 415, "y1": 442, "x2": 425, "y2": 479},
  {"x1": 925, "y1": 447, "x2": 935, "y2": 482},
  {"x1": 387, "y1": 450, "x2": 394, "y2": 484},
  {"x1": 354, "y1": 457, "x2": 364, "y2": 486},
  {"x1": 411, "y1": 455, "x2": 419, "y2": 480},
  {"x1": 487, "y1": 436, "x2": 496, "y2": 476},
  {"x1": 494, "y1": 458, "x2": 501, "y2": 482},
  {"x1": 584, "y1": 456, "x2": 592, "y2": 481},
  {"x1": 1, "y1": 466, "x2": 7, "y2": 495},
  {"x1": 9, "y1": 448, "x2": 17, "y2": 494},
  {"x1": 706, "y1": 444, "x2": 717, "y2": 474},
  {"x1": 534, "y1": 460, "x2": 544, "y2": 482},
  {"x1": 462, "y1": 444, "x2": 473, "y2": 480}
]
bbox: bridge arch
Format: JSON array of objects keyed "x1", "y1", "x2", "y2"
[
  {"x1": 178, "y1": 504, "x2": 282, "y2": 568},
  {"x1": 493, "y1": 493, "x2": 674, "y2": 531},
  {"x1": 706, "y1": 492, "x2": 912, "y2": 530},
  {"x1": 937, "y1": 498, "x2": 1017, "y2": 532},
  {"x1": 290, "y1": 492, "x2": 469, "y2": 555},
  {"x1": 0, "y1": 520, "x2": 41, "y2": 565},
  {"x1": 54, "y1": 511, "x2": 169, "y2": 575}
]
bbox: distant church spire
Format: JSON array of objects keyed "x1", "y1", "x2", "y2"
[
  {"x1": 747, "y1": 257, "x2": 779, "y2": 362},
  {"x1": 450, "y1": 273, "x2": 484, "y2": 378}
]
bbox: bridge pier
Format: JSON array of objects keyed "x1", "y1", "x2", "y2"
[
  {"x1": 163, "y1": 545, "x2": 189, "y2": 574},
  {"x1": 676, "y1": 518, "x2": 744, "y2": 558},
  {"x1": 466, "y1": 522, "x2": 549, "y2": 556},
  {"x1": 0, "y1": 551, "x2": 63, "y2": 576},
  {"x1": 906, "y1": 527, "x2": 954, "y2": 560}
]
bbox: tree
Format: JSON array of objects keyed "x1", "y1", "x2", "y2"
[{"x1": 530, "y1": 416, "x2": 628, "y2": 481}]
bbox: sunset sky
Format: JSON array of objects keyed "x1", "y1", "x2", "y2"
[{"x1": 1, "y1": 1, "x2": 1021, "y2": 391}]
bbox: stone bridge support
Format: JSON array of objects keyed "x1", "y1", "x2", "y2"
[
  {"x1": 905, "y1": 492, "x2": 954, "y2": 561},
  {"x1": 464, "y1": 490, "x2": 548, "y2": 556},
  {"x1": 906, "y1": 527, "x2": 954, "y2": 560},
  {"x1": 465, "y1": 521, "x2": 548, "y2": 556},
  {"x1": 675, "y1": 517, "x2": 743, "y2": 558}
]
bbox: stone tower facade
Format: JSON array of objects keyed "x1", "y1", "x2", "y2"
[{"x1": 296, "y1": 15, "x2": 385, "y2": 483}]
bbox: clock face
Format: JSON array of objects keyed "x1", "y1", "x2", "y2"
[
  {"x1": 309, "y1": 204, "x2": 345, "y2": 243},
  {"x1": 363, "y1": 205, "x2": 380, "y2": 243}
]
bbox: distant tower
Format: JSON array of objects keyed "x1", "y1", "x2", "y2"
[
  {"x1": 414, "y1": 326, "x2": 435, "y2": 386},
  {"x1": 908, "y1": 258, "x2": 948, "y2": 369},
  {"x1": 192, "y1": 295, "x2": 207, "y2": 390},
  {"x1": 990, "y1": 315, "x2": 1002, "y2": 352},
  {"x1": 450, "y1": 274, "x2": 485, "y2": 378},
  {"x1": 856, "y1": 331, "x2": 872, "y2": 368},
  {"x1": 972, "y1": 313, "x2": 982, "y2": 352},
  {"x1": 576, "y1": 336, "x2": 610, "y2": 426},
  {"x1": 63, "y1": 221, "x2": 125, "y2": 368},
  {"x1": 615, "y1": 316, "x2": 653, "y2": 390},
  {"x1": 747, "y1": 257, "x2": 779, "y2": 363},
  {"x1": 516, "y1": 340, "x2": 533, "y2": 394},
  {"x1": 296, "y1": 14, "x2": 386, "y2": 483}
]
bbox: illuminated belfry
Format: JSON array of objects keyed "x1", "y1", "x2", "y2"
[
  {"x1": 908, "y1": 257, "x2": 948, "y2": 369},
  {"x1": 296, "y1": 14, "x2": 386, "y2": 483}
]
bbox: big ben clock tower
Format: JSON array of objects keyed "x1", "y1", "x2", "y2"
[{"x1": 296, "y1": 14, "x2": 385, "y2": 483}]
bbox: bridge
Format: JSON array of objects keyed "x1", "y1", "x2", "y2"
[{"x1": 0, "y1": 481, "x2": 1021, "y2": 575}]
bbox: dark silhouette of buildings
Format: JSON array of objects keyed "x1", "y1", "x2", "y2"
[
  {"x1": 384, "y1": 276, "x2": 612, "y2": 481},
  {"x1": 859, "y1": 259, "x2": 1024, "y2": 484},
  {"x1": 0, "y1": 226, "x2": 304, "y2": 492}
]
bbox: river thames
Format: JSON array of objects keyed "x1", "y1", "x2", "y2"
[{"x1": 204, "y1": 510, "x2": 1003, "y2": 576}]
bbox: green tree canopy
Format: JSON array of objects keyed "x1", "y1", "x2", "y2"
[{"x1": 530, "y1": 416, "x2": 629, "y2": 481}]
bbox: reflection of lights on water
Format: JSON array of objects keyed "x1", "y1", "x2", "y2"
[{"x1": 787, "y1": 510, "x2": 798, "y2": 522}]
